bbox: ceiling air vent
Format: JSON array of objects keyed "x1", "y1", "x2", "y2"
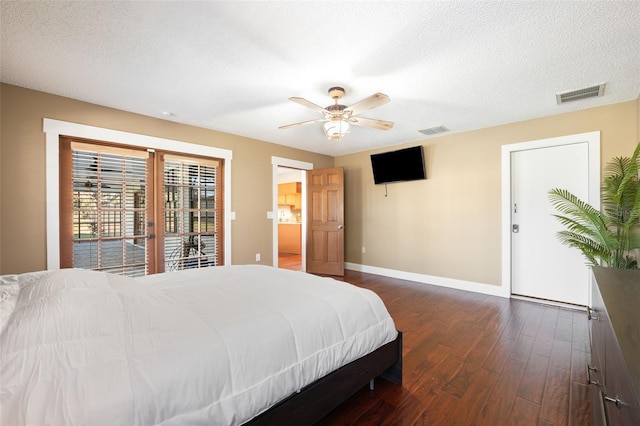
[
  {"x1": 556, "y1": 83, "x2": 605, "y2": 104},
  {"x1": 419, "y1": 125, "x2": 448, "y2": 136}
]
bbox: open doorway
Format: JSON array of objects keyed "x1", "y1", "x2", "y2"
[
  {"x1": 271, "y1": 156, "x2": 313, "y2": 272},
  {"x1": 277, "y1": 167, "x2": 304, "y2": 271}
]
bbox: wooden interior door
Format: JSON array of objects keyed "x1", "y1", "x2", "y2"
[{"x1": 306, "y1": 167, "x2": 344, "y2": 276}]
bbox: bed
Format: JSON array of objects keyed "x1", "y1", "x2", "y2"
[{"x1": 0, "y1": 265, "x2": 401, "y2": 425}]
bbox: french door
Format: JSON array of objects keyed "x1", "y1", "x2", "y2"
[{"x1": 59, "y1": 138, "x2": 224, "y2": 276}]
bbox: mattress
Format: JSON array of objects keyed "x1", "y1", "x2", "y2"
[{"x1": 0, "y1": 265, "x2": 397, "y2": 425}]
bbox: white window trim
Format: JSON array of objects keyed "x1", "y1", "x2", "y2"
[{"x1": 43, "y1": 118, "x2": 233, "y2": 270}]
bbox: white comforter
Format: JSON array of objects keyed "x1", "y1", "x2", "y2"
[{"x1": 0, "y1": 265, "x2": 397, "y2": 425}]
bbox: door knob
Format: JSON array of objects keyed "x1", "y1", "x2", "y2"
[{"x1": 338, "y1": 225, "x2": 344, "y2": 229}]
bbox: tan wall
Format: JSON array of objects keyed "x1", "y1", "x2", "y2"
[
  {"x1": 0, "y1": 84, "x2": 334, "y2": 274},
  {"x1": 336, "y1": 100, "x2": 638, "y2": 286},
  {"x1": 2, "y1": 83, "x2": 638, "y2": 283}
]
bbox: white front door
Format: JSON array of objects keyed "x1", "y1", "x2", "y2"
[{"x1": 504, "y1": 132, "x2": 600, "y2": 306}]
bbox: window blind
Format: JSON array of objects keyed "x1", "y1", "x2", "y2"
[
  {"x1": 70, "y1": 143, "x2": 149, "y2": 276},
  {"x1": 162, "y1": 155, "x2": 221, "y2": 271}
]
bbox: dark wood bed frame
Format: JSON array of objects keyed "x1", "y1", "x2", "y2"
[{"x1": 247, "y1": 331, "x2": 403, "y2": 425}]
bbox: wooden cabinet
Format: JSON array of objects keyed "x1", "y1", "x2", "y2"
[
  {"x1": 278, "y1": 224, "x2": 301, "y2": 254},
  {"x1": 278, "y1": 193, "x2": 301, "y2": 208},
  {"x1": 278, "y1": 183, "x2": 301, "y2": 208},
  {"x1": 589, "y1": 267, "x2": 640, "y2": 426},
  {"x1": 292, "y1": 193, "x2": 301, "y2": 209},
  {"x1": 279, "y1": 182, "x2": 301, "y2": 194}
]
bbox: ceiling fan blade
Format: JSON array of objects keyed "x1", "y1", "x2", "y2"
[
  {"x1": 349, "y1": 116, "x2": 394, "y2": 131},
  {"x1": 289, "y1": 97, "x2": 328, "y2": 113},
  {"x1": 279, "y1": 118, "x2": 327, "y2": 130},
  {"x1": 345, "y1": 92, "x2": 390, "y2": 116}
]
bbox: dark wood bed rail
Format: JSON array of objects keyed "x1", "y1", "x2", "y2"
[{"x1": 247, "y1": 331, "x2": 403, "y2": 425}]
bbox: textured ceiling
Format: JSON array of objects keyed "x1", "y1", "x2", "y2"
[{"x1": 2, "y1": 1, "x2": 639, "y2": 157}]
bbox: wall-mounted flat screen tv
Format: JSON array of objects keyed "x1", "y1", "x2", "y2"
[{"x1": 370, "y1": 145, "x2": 426, "y2": 184}]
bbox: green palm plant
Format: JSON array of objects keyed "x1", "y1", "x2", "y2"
[{"x1": 548, "y1": 142, "x2": 640, "y2": 269}]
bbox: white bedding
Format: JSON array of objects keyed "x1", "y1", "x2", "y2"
[{"x1": 0, "y1": 265, "x2": 397, "y2": 425}]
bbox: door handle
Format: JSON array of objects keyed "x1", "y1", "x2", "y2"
[
  {"x1": 604, "y1": 395, "x2": 622, "y2": 407},
  {"x1": 338, "y1": 225, "x2": 344, "y2": 230},
  {"x1": 512, "y1": 224, "x2": 519, "y2": 233}
]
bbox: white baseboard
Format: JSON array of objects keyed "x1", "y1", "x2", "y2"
[{"x1": 345, "y1": 262, "x2": 511, "y2": 298}]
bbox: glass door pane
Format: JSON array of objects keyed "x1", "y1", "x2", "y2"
[
  {"x1": 163, "y1": 157, "x2": 220, "y2": 271},
  {"x1": 71, "y1": 145, "x2": 148, "y2": 276}
]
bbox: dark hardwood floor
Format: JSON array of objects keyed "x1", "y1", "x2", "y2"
[{"x1": 318, "y1": 270, "x2": 591, "y2": 426}]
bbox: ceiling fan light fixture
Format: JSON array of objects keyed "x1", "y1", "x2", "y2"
[
  {"x1": 323, "y1": 119, "x2": 350, "y2": 140},
  {"x1": 281, "y1": 86, "x2": 393, "y2": 140}
]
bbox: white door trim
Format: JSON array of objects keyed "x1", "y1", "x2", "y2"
[
  {"x1": 501, "y1": 131, "x2": 601, "y2": 298},
  {"x1": 271, "y1": 157, "x2": 313, "y2": 270}
]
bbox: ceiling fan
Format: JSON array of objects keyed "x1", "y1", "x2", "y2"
[{"x1": 279, "y1": 87, "x2": 394, "y2": 140}]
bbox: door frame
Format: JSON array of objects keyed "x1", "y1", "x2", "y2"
[
  {"x1": 500, "y1": 131, "x2": 600, "y2": 299},
  {"x1": 271, "y1": 157, "x2": 313, "y2": 270},
  {"x1": 43, "y1": 118, "x2": 233, "y2": 270}
]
